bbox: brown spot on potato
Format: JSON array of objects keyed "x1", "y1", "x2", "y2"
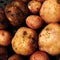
[
  {"x1": 6, "y1": 10, "x2": 11, "y2": 13},
  {"x1": 23, "y1": 31, "x2": 27, "y2": 35}
]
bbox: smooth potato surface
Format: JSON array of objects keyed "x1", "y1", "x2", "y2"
[
  {"x1": 38, "y1": 23, "x2": 60, "y2": 55},
  {"x1": 40, "y1": 0, "x2": 60, "y2": 23}
]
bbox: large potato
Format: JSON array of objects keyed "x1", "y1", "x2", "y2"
[
  {"x1": 8, "y1": 54, "x2": 23, "y2": 60},
  {"x1": 38, "y1": 23, "x2": 60, "y2": 55},
  {"x1": 5, "y1": 0, "x2": 29, "y2": 26},
  {"x1": 0, "y1": 30, "x2": 11, "y2": 46},
  {"x1": 40, "y1": 0, "x2": 60, "y2": 23},
  {"x1": 12, "y1": 27, "x2": 37, "y2": 56}
]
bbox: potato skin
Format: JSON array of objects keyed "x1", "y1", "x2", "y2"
[
  {"x1": 38, "y1": 23, "x2": 60, "y2": 55},
  {"x1": 0, "y1": 30, "x2": 11, "y2": 46},
  {"x1": 29, "y1": 51, "x2": 50, "y2": 60},
  {"x1": 12, "y1": 27, "x2": 37, "y2": 56},
  {"x1": 26, "y1": 15, "x2": 43, "y2": 29},
  {"x1": 28, "y1": 1, "x2": 41, "y2": 14},
  {"x1": 5, "y1": 1, "x2": 29, "y2": 26},
  {"x1": 8, "y1": 54, "x2": 23, "y2": 60},
  {"x1": 40, "y1": 0, "x2": 60, "y2": 23}
]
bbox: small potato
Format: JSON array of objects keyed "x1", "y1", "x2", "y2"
[
  {"x1": 8, "y1": 54, "x2": 23, "y2": 60},
  {"x1": 26, "y1": 15, "x2": 43, "y2": 29},
  {"x1": 38, "y1": 23, "x2": 60, "y2": 55},
  {"x1": 40, "y1": 0, "x2": 60, "y2": 23},
  {"x1": 29, "y1": 51, "x2": 50, "y2": 60},
  {"x1": 0, "y1": 46, "x2": 8, "y2": 60},
  {"x1": 12, "y1": 27, "x2": 37, "y2": 56},
  {"x1": 5, "y1": 0, "x2": 29, "y2": 26},
  {"x1": 0, "y1": 30, "x2": 11, "y2": 46},
  {"x1": 28, "y1": 1, "x2": 41, "y2": 14}
]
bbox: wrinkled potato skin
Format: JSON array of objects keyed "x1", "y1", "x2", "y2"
[
  {"x1": 40, "y1": 0, "x2": 60, "y2": 23},
  {"x1": 38, "y1": 23, "x2": 60, "y2": 55},
  {"x1": 5, "y1": 1, "x2": 29, "y2": 26},
  {"x1": 29, "y1": 51, "x2": 50, "y2": 60},
  {"x1": 8, "y1": 54, "x2": 23, "y2": 60},
  {"x1": 26, "y1": 15, "x2": 43, "y2": 29},
  {"x1": 12, "y1": 27, "x2": 37, "y2": 56},
  {"x1": 28, "y1": 1, "x2": 41, "y2": 14},
  {"x1": 0, "y1": 30, "x2": 11, "y2": 46}
]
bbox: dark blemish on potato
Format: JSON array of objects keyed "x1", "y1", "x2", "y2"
[
  {"x1": 57, "y1": 0, "x2": 60, "y2": 4},
  {"x1": 6, "y1": 11, "x2": 11, "y2": 13},
  {"x1": 23, "y1": 31, "x2": 27, "y2": 35},
  {"x1": 11, "y1": 14, "x2": 14, "y2": 17},
  {"x1": 45, "y1": 28, "x2": 50, "y2": 31},
  {"x1": 15, "y1": 47, "x2": 17, "y2": 50},
  {"x1": 28, "y1": 35, "x2": 32, "y2": 39},
  {"x1": 39, "y1": 35, "x2": 41, "y2": 37},
  {"x1": 2, "y1": 32, "x2": 5, "y2": 36},
  {"x1": 32, "y1": 37, "x2": 36, "y2": 41}
]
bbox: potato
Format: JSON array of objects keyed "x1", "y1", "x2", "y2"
[
  {"x1": 12, "y1": 27, "x2": 37, "y2": 56},
  {"x1": 0, "y1": 46, "x2": 8, "y2": 60},
  {"x1": 0, "y1": 30, "x2": 11, "y2": 46},
  {"x1": 40, "y1": 0, "x2": 60, "y2": 23},
  {"x1": 38, "y1": 23, "x2": 60, "y2": 55},
  {"x1": 26, "y1": 15, "x2": 43, "y2": 29},
  {"x1": 29, "y1": 51, "x2": 50, "y2": 60},
  {"x1": 28, "y1": 0, "x2": 41, "y2": 14},
  {"x1": 0, "y1": 7, "x2": 8, "y2": 29},
  {"x1": 8, "y1": 54, "x2": 23, "y2": 60},
  {"x1": 5, "y1": 0, "x2": 29, "y2": 26}
]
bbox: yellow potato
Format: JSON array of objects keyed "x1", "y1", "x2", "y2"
[
  {"x1": 40, "y1": 0, "x2": 60, "y2": 23},
  {"x1": 28, "y1": 0, "x2": 41, "y2": 14},
  {"x1": 12, "y1": 27, "x2": 37, "y2": 56},
  {"x1": 38, "y1": 23, "x2": 60, "y2": 55}
]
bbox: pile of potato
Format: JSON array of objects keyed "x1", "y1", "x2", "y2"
[{"x1": 0, "y1": 0, "x2": 60, "y2": 60}]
